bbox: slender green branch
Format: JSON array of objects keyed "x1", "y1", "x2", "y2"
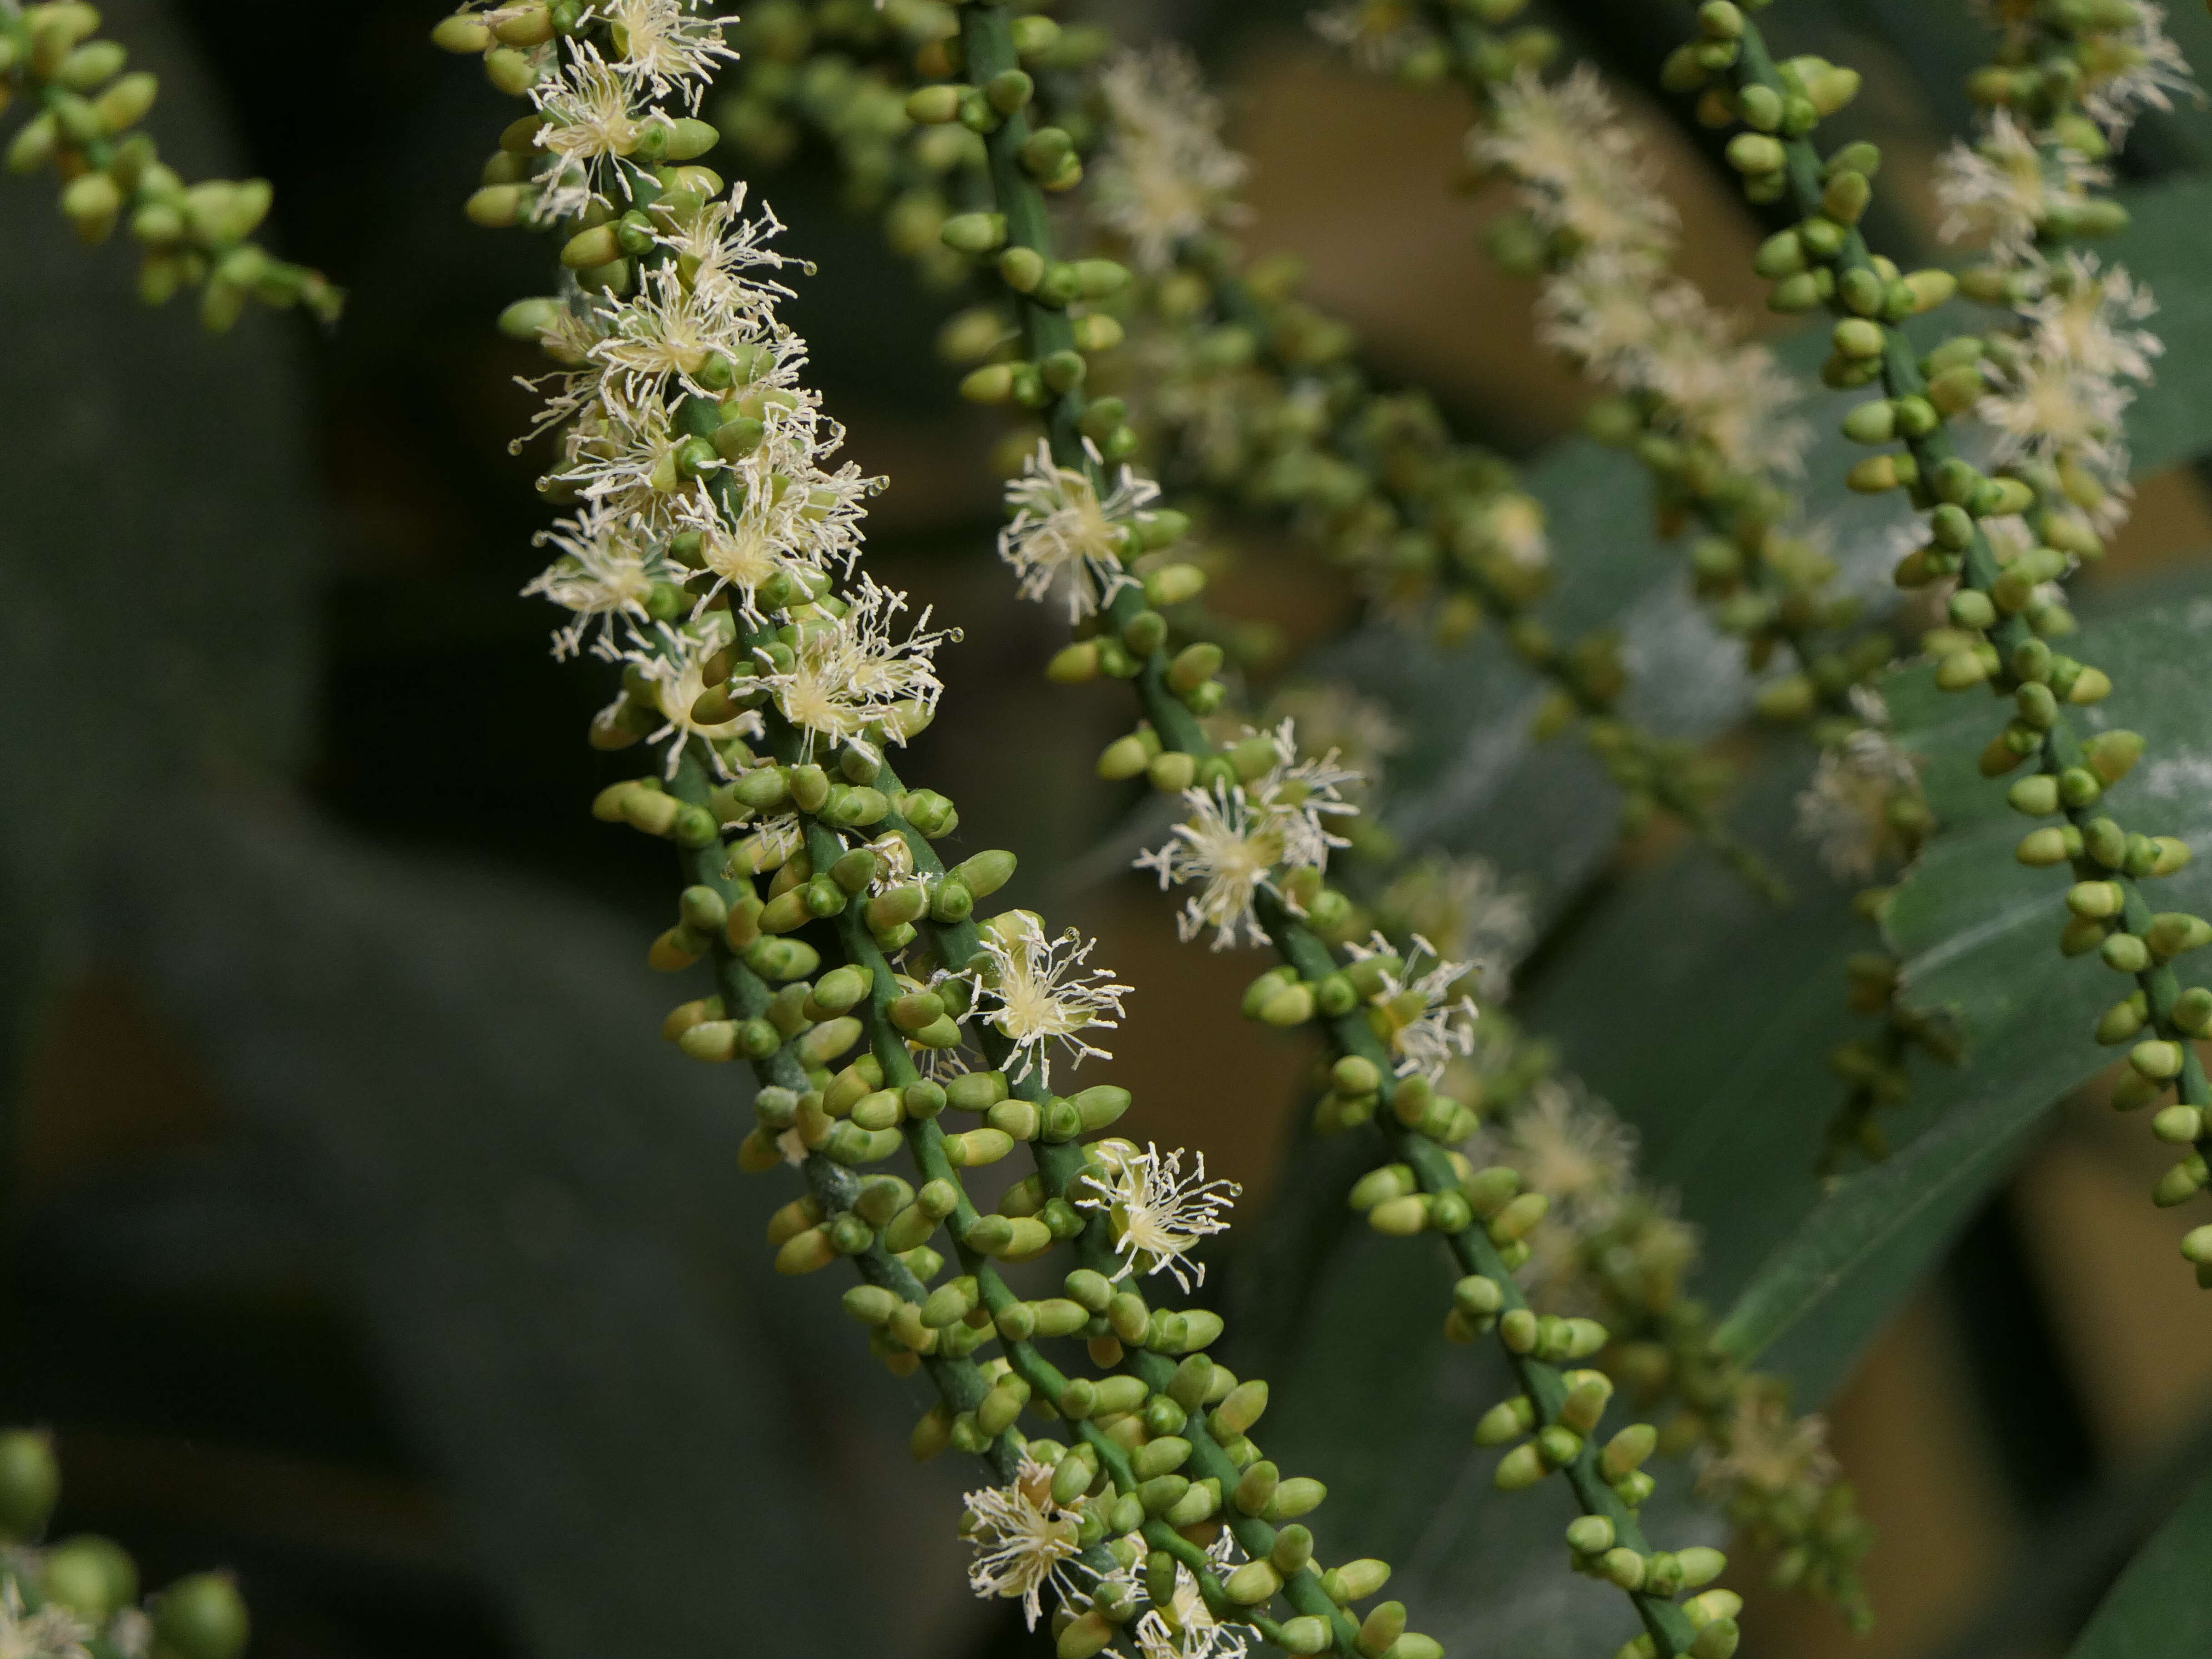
[
  {"x1": 942, "y1": 6, "x2": 1734, "y2": 1653},
  {"x1": 0, "y1": 0, "x2": 340, "y2": 327},
  {"x1": 1689, "y1": 1, "x2": 2212, "y2": 1271}
]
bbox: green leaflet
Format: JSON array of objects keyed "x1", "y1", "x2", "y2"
[
  {"x1": 2065, "y1": 1464, "x2": 2212, "y2": 1659},
  {"x1": 2104, "y1": 175, "x2": 2212, "y2": 478},
  {"x1": 112, "y1": 799, "x2": 962, "y2": 1659}
]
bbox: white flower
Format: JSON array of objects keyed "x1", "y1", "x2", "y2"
[
  {"x1": 1641, "y1": 325, "x2": 1810, "y2": 478},
  {"x1": 622, "y1": 621, "x2": 763, "y2": 773},
  {"x1": 658, "y1": 191, "x2": 798, "y2": 294},
  {"x1": 587, "y1": 259, "x2": 776, "y2": 418},
  {"x1": 597, "y1": 0, "x2": 738, "y2": 108},
  {"x1": 1933, "y1": 110, "x2": 2109, "y2": 260},
  {"x1": 1697, "y1": 1392, "x2": 1838, "y2": 1500},
  {"x1": 1476, "y1": 1079, "x2": 1638, "y2": 1224},
  {"x1": 1534, "y1": 247, "x2": 1679, "y2": 381},
  {"x1": 1136, "y1": 726, "x2": 1359, "y2": 950},
  {"x1": 1136, "y1": 1530, "x2": 1250, "y2": 1659},
  {"x1": 0, "y1": 1579, "x2": 91, "y2": 1659},
  {"x1": 1092, "y1": 46, "x2": 1252, "y2": 272},
  {"x1": 1976, "y1": 346, "x2": 2132, "y2": 474},
  {"x1": 1262, "y1": 682, "x2": 1403, "y2": 795},
  {"x1": 1351, "y1": 933, "x2": 1480, "y2": 1083},
  {"x1": 756, "y1": 575, "x2": 955, "y2": 752},
  {"x1": 965, "y1": 912, "x2": 1132, "y2": 1087},
  {"x1": 1309, "y1": 0, "x2": 1435, "y2": 74},
  {"x1": 2020, "y1": 251, "x2": 2162, "y2": 383},
  {"x1": 523, "y1": 502, "x2": 674, "y2": 658},
  {"x1": 532, "y1": 43, "x2": 649, "y2": 214},
  {"x1": 960, "y1": 1455, "x2": 1085, "y2": 1629},
  {"x1": 1078, "y1": 1141, "x2": 1240, "y2": 1291},
  {"x1": 1795, "y1": 724, "x2": 1922, "y2": 880},
  {"x1": 2078, "y1": 1, "x2": 2199, "y2": 142},
  {"x1": 676, "y1": 434, "x2": 877, "y2": 617},
  {"x1": 1378, "y1": 854, "x2": 1534, "y2": 1001},
  {"x1": 549, "y1": 397, "x2": 697, "y2": 522},
  {"x1": 1976, "y1": 251, "x2": 2163, "y2": 498},
  {"x1": 1480, "y1": 67, "x2": 1678, "y2": 255},
  {"x1": 998, "y1": 439, "x2": 1153, "y2": 621}
]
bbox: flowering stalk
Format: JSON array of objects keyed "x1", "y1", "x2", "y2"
[
  {"x1": 1810, "y1": 0, "x2": 2196, "y2": 1167},
  {"x1": 713, "y1": 7, "x2": 1780, "y2": 893},
  {"x1": 921, "y1": 8, "x2": 1748, "y2": 1656},
  {"x1": 1681, "y1": 0, "x2": 2212, "y2": 1279},
  {"x1": 1066, "y1": 65, "x2": 1781, "y2": 895},
  {"x1": 0, "y1": 1426, "x2": 250, "y2": 1659},
  {"x1": 1334, "y1": 1, "x2": 1898, "y2": 736},
  {"x1": 0, "y1": 0, "x2": 340, "y2": 328},
  {"x1": 1317, "y1": 4, "x2": 1970, "y2": 1182},
  {"x1": 433, "y1": 6, "x2": 1470, "y2": 1653}
]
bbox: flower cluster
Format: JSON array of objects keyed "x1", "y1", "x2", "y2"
[
  {"x1": 1482, "y1": 67, "x2": 1808, "y2": 481},
  {"x1": 1941, "y1": 4, "x2": 2200, "y2": 530},
  {"x1": 1078, "y1": 1140, "x2": 1242, "y2": 1291},
  {"x1": 478, "y1": 14, "x2": 1438, "y2": 1656},
  {"x1": 1137, "y1": 723, "x2": 1360, "y2": 949},
  {"x1": 1091, "y1": 45, "x2": 1251, "y2": 274},
  {"x1": 0, "y1": 0, "x2": 341, "y2": 327},
  {"x1": 960, "y1": 910, "x2": 1132, "y2": 1087}
]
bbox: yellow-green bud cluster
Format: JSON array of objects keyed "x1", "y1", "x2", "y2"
[
  {"x1": 0, "y1": 1, "x2": 339, "y2": 326},
  {"x1": 0, "y1": 1427, "x2": 250, "y2": 1659},
  {"x1": 1692, "y1": 3, "x2": 2212, "y2": 1284}
]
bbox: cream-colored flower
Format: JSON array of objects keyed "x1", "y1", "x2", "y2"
[
  {"x1": 1351, "y1": 933, "x2": 1480, "y2": 1084},
  {"x1": 1377, "y1": 854, "x2": 1533, "y2": 1002},
  {"x1": 1933, "y1": 110, "x2": 2108, "y2": 260},
  {"x1": 1480, "y1": 66, "x2": 1678, "y2": 254},
  {"x1": 1078, "y1": 1141, "x2": 1240, "y2": 1291},
  {"x1": 965, "y1": 911, "x2": 1132, "y2": 1086},
  {"x1": 2078, "y1": 1, "x2": 2198, "y2": 141},
  {"x1": 1092, "y1": 45, "x2": 1252, "y2": 272},
  {"x1": 598, "y1": 0, "x2": 738, "y2": 108},
  {"x1": 0, "y1": 1579, "x2": 91, "y2": 1659},
  {"x1": 1136, "y1": 726, "x2": 1358, "y2": 949},
  {"x1": 1135, "y1": 1529, "x2": 1249, "y2": 1659},
  {"x1": 523, "y1": 502, "x2": 674, "y2": 659},
  {"x1": 1794, "y1": 724, "x2": 1922, "y2": 880},
  {"x1": 1698, "y1": 1391, "x2": 1838, "y2": 1499},
  {"x1": 960, "y1": 1455, "x2": 1084, "y2": 1629},
  {"x1": 756, "y1": 575, "x2": 954, "y2": 752},
  {"x1": 998, "y1": 439, "x2": 1154, "y2": 621}
]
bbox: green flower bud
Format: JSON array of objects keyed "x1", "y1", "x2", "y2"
[
  {"x1": 940, "y1": 211, "x2": 1008, "y2": 254},
  {"x1": 1474, "y1": 1395, "x2": 1535, "y2": 1447},
  {"x1": 1493, "y1": 1443, "x2": 1547, "y2": 1490},
  {"x1": 152, "y1": 1572, "x2": 251, "y2": 1659},
  {"x1": 0, "y1": 1430, "x2": 60, "y2": 1543},
  {"x1": 1266, "y1": 1476, "x2": 1325, "y2": 1520},
  {"x1": 1724, "y1": 131, "x2": 1785, "y2": 174},
  {"x1": 1566, "y1": 1514, "x2": 1616, "y2": 1555}
]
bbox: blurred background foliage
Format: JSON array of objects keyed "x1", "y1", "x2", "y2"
[{"x1": 9, "y1": 1, "x2": 2212, "y2": 1657}]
